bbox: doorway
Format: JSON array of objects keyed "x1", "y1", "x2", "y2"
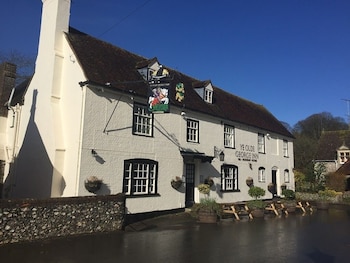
[
  {"x1": 185, "y1": 163, "x2": 195, "y2": 207},
  {"x1": 271, "y1": 169, "x2": 277, "y2": 198}
]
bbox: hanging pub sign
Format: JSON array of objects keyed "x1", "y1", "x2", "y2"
[{"x1": 148, "y1": 66, "x2": 170, "y2": 113}]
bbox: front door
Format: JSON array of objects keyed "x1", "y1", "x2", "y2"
[
  {"x1": 185, "y1": 163, "x2": 195, "y2": 207},
  {"x1": 272, "y1": 169, "x2": 277, "y2": 198}
]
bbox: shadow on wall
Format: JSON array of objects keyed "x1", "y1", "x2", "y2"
[{"x1": 3, "y1": 89, "x2": 66, "y2": 198}]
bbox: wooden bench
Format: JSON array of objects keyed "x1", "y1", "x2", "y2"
[
  {"x1": 296, "y1": 201, "x2": 313, "y2": 213},
  {"x1": 265, "y1": 202, "x2": 278, "y2": 215},
  {"x1": 222, "y1": 202, "x2": 253, "y2": 220}
]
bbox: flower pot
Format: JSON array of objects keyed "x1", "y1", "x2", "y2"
[
  {"x1": 246, "y1": 177, "x2": 254, "y2": 187},
  {"x1": 171, "y1": 180, "x2": 182, "y2": 190},
  {"x1": 251, "y1": 209, "x2": 264, "y2": 218},
  {"x1": 198, "y1": 209, "x2": 218, "y2": 223},
  {"x1": 84, "y1": 180, "x2": 102, "y2": 193}
]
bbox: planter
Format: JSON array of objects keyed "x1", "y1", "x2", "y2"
[
  {"x1": 285, "y1": 204, "x2": 296, "y2": 213},
  {"x1": 171, "y1": 179, "x2": 183, "y2": 190},
  {"x1": 198, "y1": 209, "x2": 218, "y2": 223},
  {"x1": 316, "y1": 201, "x2": 330, "y2": 210},
  {"x1": 204, "y1": 178, "x2": 214, "y2": 187},
  {"x1": 84, "y1": 180, "x2": 102, "y2": 193},
  {"x1": 246, "y1": 177, "x2": 254, "y2": 187},
  {"x1": 251, "y1": 209, "x2": 265, "y2": 218}
]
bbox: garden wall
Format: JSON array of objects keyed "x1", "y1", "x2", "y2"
[{"x1": 0, "y1": 194, "x2": 125, "y2": 245}]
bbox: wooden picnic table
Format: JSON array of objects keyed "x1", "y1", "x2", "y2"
[{"x1": 222, "y1": 202, "x2": 253, "y2": 220}]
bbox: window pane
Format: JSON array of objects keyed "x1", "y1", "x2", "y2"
[
  {"x1": 221, "y1": 165, "x2": 238, "y2": 191},
  {"x1": 258, "y1": 167, "x2": 265, "y2": 182},
  {"x1": 258, "y1": 134, "x2": 265, "y2": 153},
  {"x1": 283, "y1": 140, "x2": 288, "y2": 157},
  {"x1": 133, "y1": 104, "x2": 153, "y2": 136},
  {"x1": 187, "y1": 119, "x2": 199, "y2": 142},
  {"x1": 123, "y1": 159, "x2": 158, "y2": 195},
  {"x1": 224, "y1": 125, "x2": 235, "y2": 148}
]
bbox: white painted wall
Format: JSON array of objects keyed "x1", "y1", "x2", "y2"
[{"x1": 75, "y1": 87, "x2": 294, "y2": 213}]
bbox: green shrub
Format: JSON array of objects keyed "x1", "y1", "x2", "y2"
[
  {"x1": 247, "y1": 200, "x2": 266, "y2": 209},
  {"x1": 318, "y1": 189, "x2": 337, "y2": 201},
  {"x1": 282, "y1": 189, "x2": 295, "y2": 200},
  {"x1": 248, "y1": 186, "x2": 265, "y2": 199},
  {"x1": 192, "y1": 197, "x2": 222, "y2": 216},
  {"x1": 197, "y1": 183, "x2": 210, "y2": 195}
]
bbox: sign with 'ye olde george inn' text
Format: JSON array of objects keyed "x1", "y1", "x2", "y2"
[{"x1": 235, "y1": 144, "x2": 259, "y2": 162}]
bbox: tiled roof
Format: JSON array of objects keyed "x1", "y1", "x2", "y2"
[
  {"x1": 336, "y1": 159, "x2": 350, "y2": 175},
  {"x1": 66, "y1": 28, "x2": 293, "y2": 138},
  {"x1": 12, "y1": 76, "x2": 32, "y2": 106},
  {"x1": 315, "y1": 130, "x2": 350, "y2": 160}
]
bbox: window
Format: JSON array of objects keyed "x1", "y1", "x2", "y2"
[
  {"x1": 204, "y1": 88, "x2": 213, "y2": 103},
  {"x1": 284, "y1": 169, "x2": 290, "y2": 183},
  {"x1": 221, "y1": 165, "x2": 238, "y2": 191},
  {"x1": 339, "y1": 151, "x2": 350, "y2": 164},
  {"x1": 258, "y1": 133, "x2": 265, "y2": 153},
  {"x1": 224, "y1": 125, "x2": 235, "y2": 148},
  {"x1": 258, "y1": 167, "x2": 266, "y2": 182},
  {"x1": 123, "y1": 159, "x2": 158, "y2": 196},
  {"x1": 283, "y1": 140, "x2": 289, "y2": 157},
  {"x1": 187, "y1": 119, "x2": 199, "y2": 143},
  {"x1": 133, "y1": 103, "x2": 153, "y2": 136}
]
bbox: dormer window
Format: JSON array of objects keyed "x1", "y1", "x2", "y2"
[
  {"x1": 339, "y1": 152, "x2": 349, "y2": 164},
  {"x1": 193, "y1": 80, "x2": 213, "y2": 104},
  {"x1": 205, "y1": 88, "x2": 213, "y2": 103},
  {"x1": 136, "y1": 57, "x2": 160, "y2": 81},
  {"x1": 337, "y1": 144, "x2": 350, "y2": 164}
]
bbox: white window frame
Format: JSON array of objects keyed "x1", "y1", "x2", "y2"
[
  {"x1": 339, "y1": 151, "x2": 350, "y2": 164},
  {"x1": 133, "y1": 103, "x2": 153, "y2": 136},
  {"x1": 258, "y1": 133, "x2": 265, "y2": 153},
  {"x1": 284, "y1": 169, "x2": 290, "y2": 183},
  {"x1": 187, "y1": 119, "x2": 199, "y2": 143},
  {"x1": 283, "y1": 140, "x2": 289, "y2": 157},
  {"x1": 123, "y1": 159, "x2": 158, "y2": 196},
  {"x1": 221, "y1": 165, "x2": 238, "y2": 191},
  {"x1": 204, "y1": 88, "x2": 213, "y2": 103},
  {"x1": 258, "y1": 167, "x2": 266, "y2": 183},
  {"x1": 224, "y1": 124, "x2": 235, "y2": 148}
]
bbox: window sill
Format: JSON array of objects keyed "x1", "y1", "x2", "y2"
[
  {"x1": 220, "y1": 190, "x2": 240, "y2": 193},
  {"x1": 125, "y1": 193, "x2": 160, "y2": 198}
]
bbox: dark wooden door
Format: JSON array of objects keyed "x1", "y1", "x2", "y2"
[
  {"x1": 185, "y1": 163, "x2": 195, "y2": 207},
  {"x1": 272, "y1": 169, "x2": 277, "y2": 198}
]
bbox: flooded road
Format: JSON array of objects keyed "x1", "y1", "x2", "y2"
[{"x1": 1, "y1": 209, "x2": 350, "y2": 263}]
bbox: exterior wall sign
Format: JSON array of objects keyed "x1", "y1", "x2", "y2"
[
  {"x1": 148, "y1": 66, "x2": 170, "y2": 113},
  {"x1": 175, "y1": 82, "x2": 185, "y2": 102},
  {"x1": 235, "y1": 144, "x2": 259, "y2": 162}
]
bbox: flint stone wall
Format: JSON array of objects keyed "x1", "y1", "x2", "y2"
[{"x1": 0, "y1": 194, "x2": 125, "y2": 245}]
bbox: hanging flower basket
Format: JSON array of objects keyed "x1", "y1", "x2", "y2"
[
  {"x1": 171, "y1": 177, "x2": 183, "y2": 190},
  {"x1": 84, "y1": 176, "x2": 102, "y2": 193},
  {"x1": 204, "y1": 177, "x2": 214, "y2": 187},
  {"x1": 267, "y1": 183, "x2": 275, "y2": 193},
  {"x1": 246, "y1": 177, "x2": 254, "y2": 187}
]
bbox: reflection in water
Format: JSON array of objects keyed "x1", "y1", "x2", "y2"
[{"x1": 1, "y1": 209, "x2": 350, "y2": 262}]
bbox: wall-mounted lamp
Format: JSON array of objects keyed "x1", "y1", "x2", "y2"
[
  {"x1": 219, "y1": 151, "x2": 225, "y2": 162},
  {"x1": 180, "y1": 111, "x2": 186, "y2": 118},
  {"x1": 266, "y1": 133, "x2": 271, "y2": 139},
  {"x1": 91, "y1": 149, "x2": 97, "y2": 157}
]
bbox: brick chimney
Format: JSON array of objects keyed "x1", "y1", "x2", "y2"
[{"x1": 0, "y1": 62, "x2": 16, "y2": 117}]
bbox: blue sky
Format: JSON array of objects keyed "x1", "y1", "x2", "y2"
[{"x1": 2, "y1": 0, "x2": 350, "y2": 127}]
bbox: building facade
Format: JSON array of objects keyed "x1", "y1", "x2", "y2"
[{"x1": 2, "y1": 0, "x2": 294, "y2": 215}]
